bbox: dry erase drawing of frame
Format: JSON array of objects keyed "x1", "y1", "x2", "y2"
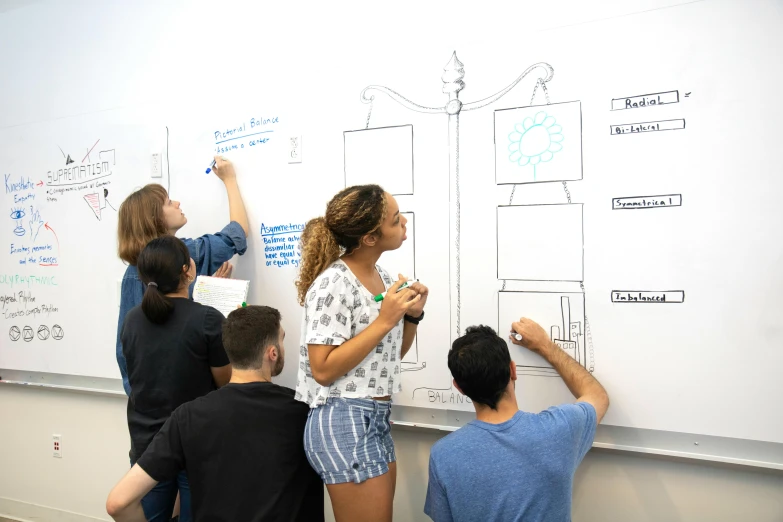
[
  {"x1": 343, "y1": 125, "x2": 414, "y2": 196},
  {"x1": 377, "y1": 212, "x2": 425, "y2": 372},
  {"x1": 496, "y1": 203, "x2": 584, "y2": 282}
]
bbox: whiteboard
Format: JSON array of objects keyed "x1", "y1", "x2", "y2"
[
  {"x1": 1, "y1": 0, "x2": 782, "y2": 449},
  {"x1": 0, "y1": 112, "x2": 162, "y2": 378}
]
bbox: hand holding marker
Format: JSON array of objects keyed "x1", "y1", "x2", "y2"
[
  {"x1": 206, "y1": 159, "x2": 216, "y2": 174},
  {"x1": 374, "y1": 279, "x2": 419, "y2": 302}
]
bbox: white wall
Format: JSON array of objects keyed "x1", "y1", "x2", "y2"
[
  {"x1": 1, "y1": 1, "x2": 782, "y2": 520},
  {"x1": 1, "y1": 386, "x2": 781, "y2": 522}
]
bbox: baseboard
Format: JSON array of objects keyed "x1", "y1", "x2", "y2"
[{"x1": 0, "y1": 497, "x2": 108, "y2": 522}]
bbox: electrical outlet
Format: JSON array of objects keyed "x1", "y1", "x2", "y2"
[
  {"x1": 288, "y1": 136, "x2": 302, "y2": 164},
  {"x1": 151, "y1": 153, "x2": 162, "y2": 178},
  {"x1": 52, "y1": 434, "x2": 62, "y2": 458}
]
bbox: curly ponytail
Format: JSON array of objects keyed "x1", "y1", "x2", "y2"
[{"x1": 295, "y1": 184, "x2": 387, "y2": 306}]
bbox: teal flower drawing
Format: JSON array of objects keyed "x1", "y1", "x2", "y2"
[{"x1": 508, "y1": 111, "x2": 564, "y2": 180}]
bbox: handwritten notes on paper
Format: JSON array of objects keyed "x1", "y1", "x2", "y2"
[{"x1": 192, "y1": 276, "x2": 250, "y2": 317}]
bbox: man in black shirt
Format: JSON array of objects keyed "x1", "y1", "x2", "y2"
[{"x1": 107, "y1": 305, "x2": 324, "y2": 522}]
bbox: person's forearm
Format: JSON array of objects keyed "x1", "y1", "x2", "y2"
[
  {"x1": 400, "y1": 321, "x2": 417, "y2": 358},
  {"x1": 224, "y1": 178, "x2": 249, "y2": 236},
  {"x1": 110, "y1": 503, "x2": 146, "y2": 522},
  {"x1": 311, "y1": 319, "x2": 393, "y2": 385},
  {"x1": 540, "y1": 342, "x2": 605, "y2": 401}
]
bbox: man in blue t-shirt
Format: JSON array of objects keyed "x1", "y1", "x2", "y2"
[{"x1": 424, "y1": 318, "x2": 610, "y2": 522}]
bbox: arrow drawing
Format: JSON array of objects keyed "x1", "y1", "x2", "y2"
[{"x1": 45, "y1": 222, "x2": 60, "y2": 254}]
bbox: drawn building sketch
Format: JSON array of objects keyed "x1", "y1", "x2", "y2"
[{"x1": 498, "y1": 291, "x2": 586, "y2": 376}]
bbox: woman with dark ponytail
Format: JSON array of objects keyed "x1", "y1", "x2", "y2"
[
  {"x1": 121, "y1": 236, "x2": 231, "y2": 522},
  {"x1": 294, "y1": 184, "x2": 429, "y2": 522}
]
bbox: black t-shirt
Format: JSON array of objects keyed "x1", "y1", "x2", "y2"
[
  {"x1": 122, "y1": 298, "x2": 229, "y2": 461},
  {"x1": 137, "y1": 382, "x2": 324, "y2": 522}
]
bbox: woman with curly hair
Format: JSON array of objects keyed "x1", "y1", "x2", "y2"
[{"x1": 294, "y1": 184, "x2": 429, "y2": 522}]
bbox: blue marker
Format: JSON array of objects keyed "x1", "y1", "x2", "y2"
[{"x1": 205, "y1": 159, "x2": 216, "y2": 174}]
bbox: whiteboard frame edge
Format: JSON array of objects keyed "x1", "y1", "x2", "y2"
[
  {"x1": 0, "y1": 368, "x2": 125, "y2": 397},
  {"x1": 2, "y1": 371, "x2": 780, "y2": 471},
  {"x1": 589, "y1": 441, "x2": 783, "y2": 471}
]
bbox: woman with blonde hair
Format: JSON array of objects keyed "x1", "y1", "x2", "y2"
[
  {"x1": 294, "y1": 184, "x2": 429, "y2": 522},
  {"x1": 116, "y1": 156, "x2": 248, "y2": 397}
]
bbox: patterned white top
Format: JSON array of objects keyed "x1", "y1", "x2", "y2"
[{"x1": 294, "y1": 259, "x2": 404, "y2": 408}]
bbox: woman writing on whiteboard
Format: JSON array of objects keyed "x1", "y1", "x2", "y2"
[
  {"x1": 294, "y1": 184, "x2": 428, "y2": 522},
  {"x1": 122, "y1": 235, "x2": 232, "y2": 522},
  {"x1": 116, "y1": 156, "x2": 248, "y2": 397}
]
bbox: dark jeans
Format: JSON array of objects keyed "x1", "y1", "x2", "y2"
[{"x1": 131, "y1": 461, "x2": 191, "y2": 522}]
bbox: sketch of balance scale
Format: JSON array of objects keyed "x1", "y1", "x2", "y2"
[{"x1": 352, "y1": 53, "x2": 593, "y2": 377}]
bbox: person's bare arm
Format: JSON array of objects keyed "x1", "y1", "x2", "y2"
[
  {"x1": 106, "y1": 465, "x2": 158, "y2": 522},
  {"x1": 210, "y1": 364, "x2": 232, "y2": 387},
  {"x1": 511, "y1": 318, "x2": 609, "y2": 422},
  {"x1": 212, "y1": 157, "x2": 249, "y2": 237},
  {"x1": 309, "y1": 279, "x2": 421, "y2": 385}
]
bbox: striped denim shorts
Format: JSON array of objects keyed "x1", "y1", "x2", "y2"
[{"x1": 303, "y1": 397, "x2": 396, "y2": 485}]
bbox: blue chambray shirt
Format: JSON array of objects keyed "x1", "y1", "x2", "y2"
[{"x1": 116, "y1": 221, "x2": 247, "y2": 395}]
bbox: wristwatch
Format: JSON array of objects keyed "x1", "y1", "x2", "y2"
[{"x1": 404, "y1": 311, "x2": 424, "y2": 325}]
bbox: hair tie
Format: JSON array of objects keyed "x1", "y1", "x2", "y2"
[{"x1": 147, "y1": 282, "x2": 158, "y2": 288}]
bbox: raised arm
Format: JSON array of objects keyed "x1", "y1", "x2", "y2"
[
  {"x1": 511, "y1": 318, "x2": 609, "y2": 422},
  {"x1": 212, "y1": 156, "x2": 249, "y2": 237}
]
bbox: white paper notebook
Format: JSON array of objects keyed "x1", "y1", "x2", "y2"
[{"x1": 192, "y1": 276, "x2": 250, "y2": 318}]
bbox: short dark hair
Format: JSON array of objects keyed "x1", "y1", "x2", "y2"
[
  {"x1": 222, "y1": 306, "x2": 282, "y2": 370},
  {"x1": 448, "y1": 325, "x2": 511, "y2": 410}
]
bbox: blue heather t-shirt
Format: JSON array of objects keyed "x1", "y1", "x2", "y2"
[{"x1": 424, "y1": 403, "x2": 597, "y2": 522}]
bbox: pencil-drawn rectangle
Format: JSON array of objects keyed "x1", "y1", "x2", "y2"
[
  {"x1": 610, "y1": 119, "x2": 685, "y2": 135},
  {"x1": 344, "y1": 125, "x2": 413, "y2": 195},
  {"x1": 497, "y1": 204, "x2": 583, "y2": 282},
  {"x1": 498, "y1": 291, "x2": 586, "y2": 371},
  {"x1": 379, "y1": 212, "x2": 415, "y2": 281},
  {"x1": 378, "y1": 212, "x2": 419, "y2": 366},
  {"x1": 495, "y1": 101, "x2": 582, "y2": 185},
  {"x1": 611, "y1": 291, "x2": 685, "y2": 303},
  {"x1": 612, "y1": 194, "x2": 682, "y2": 210},
  {"x1": 611, "y1": 90, "x2": 679, "y2": 111}
]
